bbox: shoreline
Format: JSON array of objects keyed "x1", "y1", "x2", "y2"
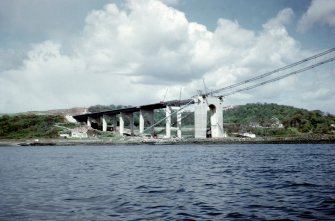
[{"x1": 0, "y1": 135, "x2": 335, "y2": 146}]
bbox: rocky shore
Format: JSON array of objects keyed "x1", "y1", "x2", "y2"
[{"x1": 0, "y1": 134, "x2": 334, "y2": 146}]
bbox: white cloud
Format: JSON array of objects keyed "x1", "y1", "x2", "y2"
[
  {"x1": 298, "y1": 0, "x2": 335, "y2": 32},
  {"x1": 264, "y1": 8, "x2": 294, "y2": 30},
  {"x1": 0, "y1": 1, "x2": 334, "y2": 113},
  {"x1": 159, "y1": 0, "x2": 181, "y2": 6}
]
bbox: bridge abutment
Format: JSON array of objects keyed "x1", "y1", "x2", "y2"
[{"x1": 87, "y1": 116, "x2": 102, "y2": 129}]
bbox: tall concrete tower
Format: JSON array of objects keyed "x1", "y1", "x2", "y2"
[{"x1": 193, "y1": 95, "x2": 225, "y2": 138}]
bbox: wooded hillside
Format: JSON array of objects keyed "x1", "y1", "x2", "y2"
[
  {"x1": 0, "y1": 115, "x2": 64, "y2": 139},
  {"x1": 223, "y1": 103, "x2": 335, "y2": 135}
]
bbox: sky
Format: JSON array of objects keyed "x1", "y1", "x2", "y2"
[{"x1": 0, "y1": 0, "x2": 334, "y2": 114}]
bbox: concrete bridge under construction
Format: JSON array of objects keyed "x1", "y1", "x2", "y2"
[
  {"x1": 72, "y1": 48, "x2": 335, "y2": 139},
  {"x1": 73, "y1": 96, "x2": 226, "y2": 139}
]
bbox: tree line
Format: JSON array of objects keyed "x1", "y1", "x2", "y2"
[{"x1": 223, "y1": 103, "x2": 335, "y2": 135}]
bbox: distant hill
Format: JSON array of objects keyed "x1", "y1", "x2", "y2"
[
  {"x1": 0, "y1": 107, "x2": 87, "y2": 139},
  {"x1": 25, "y1": 107, "x2": 88, "y2": 116},
  {"x1": 223, "y1": 103, "x2": 335, "y2": 135}
]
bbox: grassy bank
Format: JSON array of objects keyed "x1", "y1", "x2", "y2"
[
  {"x1": 0, "y1": 114, "x2": 65, "y2": 139},
  {"x1": 0, "y1": 134, "x2": 334, "y2": 147}
]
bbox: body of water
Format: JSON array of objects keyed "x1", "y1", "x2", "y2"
[{"x1": 0, "y1": 144, "x2": 334, "y2": 220}]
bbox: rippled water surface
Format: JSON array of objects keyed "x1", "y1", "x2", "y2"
[{"x1": 0, "y1": 144, "x2": 334, "y2": 220}]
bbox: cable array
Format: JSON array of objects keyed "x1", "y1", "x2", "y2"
[
  {"x1": 204, "y1": 48, "x2": 335, "y2": 97},
  {"x1": 221, "y1": 56, "x2": 335, "y2": 97},
  {"x1": 142, "y1": 99, "x2": 194, "y2": 135},
  {"x1": 141, "y1": 48, "x2": 335, "y2": 136}
]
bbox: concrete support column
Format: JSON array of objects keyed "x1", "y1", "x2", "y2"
[
  {"x1": 210, "y1": 107, "x2": 218, "y2": 137},
  {"x1": 194, "y1": 96, "x2": 208, "y2": 138},
  {"x1": 119, "y1": 113, "x2": 125, "y2": 135},
  {"x1": 102, "y1": 115, "x2": 110, "y2": 132},
  {"x1": 207, "y1": 96, "x2": 225, "y2": 138},
  {"x1": 111, "y1": 115, "x2": 118, "y2": 132},
  {"x1": 127, "y1": 113, "x2": 134, "y2": 135},
  {"x1": 165, "y1": 106, "x2": 172, "y2": 138},
  {"x1": 177, "y1": 109, "x2": 182, "y2": 138},
  {"x1": 87, "y1": 117, "x2": 94, "y2": 128},
  {"x1": 217, "y1": 104, "x2": 225, "y2": 137},
  {"x1": 139, "y1": 109, "x2": 154, "y2": 135},
  {"x1": 139, "y1": 110, "x2": 145, "y2": 134}
]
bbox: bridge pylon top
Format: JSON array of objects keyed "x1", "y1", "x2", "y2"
[{"x1": 192, "y1": 95, "x2": 224, "y2": 104}]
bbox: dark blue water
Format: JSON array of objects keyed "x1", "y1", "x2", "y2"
[{"x1": 0, "y1": 144, "x2": 334, "y2": 221}]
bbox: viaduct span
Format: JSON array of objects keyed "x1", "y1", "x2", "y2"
[{"x1": 73, "y1": 96, "x2": 226, "y2": 139}]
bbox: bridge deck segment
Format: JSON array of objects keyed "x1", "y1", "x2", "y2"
[{"x1": 72, "y1": 99, "x2": 193, "y2": 138}]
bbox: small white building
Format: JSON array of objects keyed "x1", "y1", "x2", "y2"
[
  {"x1": 242, "y1": 132, "x2": 256, "y2": 138},
  {"x1": 59, "y1": 133, "x2": 70, "y2": 138},
  {"x1": 271, "y1": 117, "x2": 284, "y2": 128}
]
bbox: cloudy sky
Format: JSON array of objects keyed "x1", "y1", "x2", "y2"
[{"x1": 0, "y1": 0, "x2": 334, "y2": 114}]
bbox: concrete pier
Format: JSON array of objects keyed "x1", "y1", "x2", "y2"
[
  {"x1": 102, "y1": 114, "x2": 111, "y2": 132},
  {"x1": 165, "y1": 106, "x2": 183, "y2": 138},
  {"x1": 87, "y1": 116, "x2": 94, "y2": 128},
  {"x1": 177, "y1": 109, "x2": 182, "y2": 138},
  {"x1": 119, "y1": 112, "x2": 134, "y2": 135},
  {"x1": 147, "y1": 110, "x2": 154, "y2": 134},
  {"x1": 194, "y1": 96, "x2": 208, "y2": 138},
  {"x1": 111, "y1": 115, "x2": 118, "y2": 132},
  {"x1": 194, "y1": 95, "x2": 225, "y2": 138},
  {"x1": 165, "y1": 106, "x2": 172, "y2": 138},
  {"x1": 139, "y1": 109, "x2": 154, "y2": 135},
  {"x1": 119, "y1": 113, "x2": 125, "y2": 135},
  {"x1": 139, "y1": 110, "x2": 145, "y2": 134},
  {"x1": 128, "y1": 113, "x2": 134, "y2": 135}
]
